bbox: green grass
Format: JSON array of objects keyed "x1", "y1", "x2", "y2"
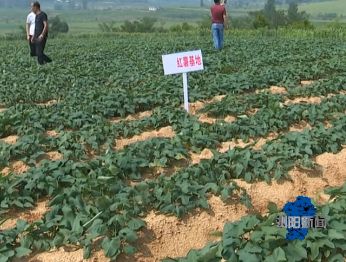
[
  {"x1": 1, "y1": 3, "x2": 344, "y2": 36},
  {"x1": 299, "y1": 0, "x2": 346, "y2": 16},
  {"x1": 0, "y1": 6, "x2": 272, "y2": 35},
  {"x1": 0, "y1": 9, "x2": 26, "y2": 34},
  {"x1": 0, "y1": 7, "x2": 210, "y2": 35}
]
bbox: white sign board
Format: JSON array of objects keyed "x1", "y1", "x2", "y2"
[
  {"x1": 162, "y1": 50, "x2": 204, "y2": 113},
  {"x1": 162, "y1": 50, "x2": 204, "y2": 75}
]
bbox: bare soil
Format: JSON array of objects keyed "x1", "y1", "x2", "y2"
[
  {"x1": 118, "y1": 196, "x2": 248, "y2": 262},
  {"x1": 289, "y1": 121, "x2": 312, "y2": 132},
  {"x1": 36, "y1": 151, "x2": 63, "y2": 164},
  {"x1": 115, "y1": 126, "x2": 175, "y2": 150},
  {"x1": 6, "y1": 91, "x2": 346, "y2": 261},
  {"x1": 1, "y1": 161, "x2": 29, "y2": 176},
  {"x1": 218, "y1": 133, "x2": 278, "y2": 154},
  {"x1": 224, "y1": 115, "x2": 237, "y2": 123},
  {"x1": 253, "y1": 133, "x2": 279, "y2": 150},
  {"x1": 188, "y1": 95, "x2": 238, "y2": 125},
  {"x1": 190, "y1": 148, "x2": 214, "y2": 165},
  {"x1": 284, "y1": 97, "x2": 322, "y2": 105},
  {"x1": 198, "y1": 113, "x2": 217, "y2": 124},
  {"x1": 128, "y1": 148, "x2": 346, "y2": 261},
  {"x1": 141, "y1": 159, "x2": 189, "y2": 179},
  {"x1": 188, "y1": 101, "x2": 205, "y2": 115},
  {"x1": 236, "y1": 148, "x2": 346, "y2": 213},
  {"x1": 189, "y1": 95, "x2": 226, "y2": 116},
  {"x1": 323, "y1": 121, "x2": 333, "y2": 129},
  {"x1": 301, "y1": 80, "x2": 315, "y2": 86},
  {"x1": 0, "y1": 200, "x2": 49, "y2": 231},
  {"x1": 23, "y1": 249, "x2": 108, "y2": 262},
  {"x1": 218, "y1": 139, "x2": 253, "y2": 153},
  {"x1": 0, "y1": 135, "x2": 19, "y2": 145},
  {"x1": 269, "y1": 86, "x2": 288, "y2": 94},
  {"x1": 246, "y1": 108, "x2": 259, "y2": 116},
  {"x1": 110, "y1": 110, "x2": 153, "y2": 124},
  {"x1": 198, "y1": 113, "x2": 237, "y2": 125},
  {"x1": 212, "y1": 95, "x2": 227, "y2": 103},
  {"x1": 46, "y1": 130, "x2": 60, "y2": 138},
  {"x1": 20, "y1": 147, "x2": 346, "y2": 262},
  {"x1": 36, "y1": 100, "x2": 58, "y2": 106},
  {"x1": 256, "y1": 86, "x2": 287, "y2": 95}
]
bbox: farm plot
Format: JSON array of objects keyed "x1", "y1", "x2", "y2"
[{"x1": 0, "y1": 33, "x2": 346, "y2": 262}]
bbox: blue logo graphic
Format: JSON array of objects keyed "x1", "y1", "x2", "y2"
[{"x1": 277, "y1": 196, "x2": 327, "y2": 240}]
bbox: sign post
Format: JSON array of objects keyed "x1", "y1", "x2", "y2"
[
  {"x1": 182, "y1": 72, "x2": 189, "y2": 112},
  {"x1": 162, "y1": 50, "x2": 204, "y2": 113}
]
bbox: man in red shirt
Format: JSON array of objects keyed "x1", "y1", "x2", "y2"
[{"x1": 211, "y1": 0, "x2": 227, "y2": 50}]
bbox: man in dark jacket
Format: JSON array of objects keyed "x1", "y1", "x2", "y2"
[{"x1": 32, "y1": 1, "x2": 52, "y2": 65}]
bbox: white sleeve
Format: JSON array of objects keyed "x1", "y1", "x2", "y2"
[{"x1": 26, "y1": 14, "x2": 30, "y2": 24}]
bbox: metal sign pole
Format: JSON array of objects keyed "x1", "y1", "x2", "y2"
[{"x1": 182, "y1": 72, "x2": 189, "y2": 113}]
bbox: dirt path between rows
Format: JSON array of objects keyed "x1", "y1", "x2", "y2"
[
  {"x1": 115, "y1": 126, "x2": 175, "y2": 150},
  {"x1": 110, "y1": 110, "x2": 153, "y2": 124},
  {"x1": 4, "y1": 89, "x2": 345, "y2": 261},
  {"x1": 21, "y1": 147, "x2": 346, "y2": 262}
]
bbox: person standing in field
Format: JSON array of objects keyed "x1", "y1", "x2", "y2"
[
  {"x1": 31, "y1": 1, "x2": 52, "y2": 65},
  {"x1": 26, "y1": 3, "x2": 36, "y2": 57},
  {"x1": 211, "y1": 0, "x2": 227, "y2": 50}
]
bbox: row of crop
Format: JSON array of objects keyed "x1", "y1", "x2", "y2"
[
  {"x1": 201, "y1": 75, "x2": 346, "y2": 118},
  {"x1": 1, "y1": 65, "x2": 345, "y2": 144},
  {"x1": 1, "y1": 37, "x2": 345, "y2": 107},
  {"x1": 200, "y1": 92, "x2": 284, "y2": 117},
  {"x1": 173, "y1": 94, "x2": 346, "y2": 152},
  {"x1": 1, "y1": 115, "x2": 346, "y2": 261},
  {"x1": 2, "y1": 110, "x2": 346, "y2": 215},
  {"x1": 287, "y1": 73, "x2": 346, "y2": 98},
  {"x1": 1, "y1": 94, "x2": 346, "y2": 170},
  {"x1": 165, "y1": 182, "x2": 346, "y2": 262}
]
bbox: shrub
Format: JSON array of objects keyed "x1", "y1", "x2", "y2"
[
  {"x1": 50, "y1": 16, "x2": 69, "y2": 36},
  {"x1": 169, "y1": 22, "x2": 195, "y2": 32},
  {"x1": 120, "y1": 17, "x2": 158, "y2": 33}
]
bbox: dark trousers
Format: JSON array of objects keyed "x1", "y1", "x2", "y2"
[
  {"x1": 28, "y1": 36, "x2": 36, "y2": 56},
  {"x1": 35, "y1": 37, "x2": 52, "y2": 65}
]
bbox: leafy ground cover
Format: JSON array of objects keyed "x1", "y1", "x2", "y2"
[
  {"x1": 165, "y1": 182, "x2": 346, "y2": 262},
  {"x1": 0, "y1": 32, "x2": 345, "y2": 261}
]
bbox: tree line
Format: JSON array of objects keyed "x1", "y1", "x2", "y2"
[
  {"x1": 250, "y1": 0, "x2": 312, "y2": 29},
  {"x1": 97, "y1": 0, "x2": 313, "y2": 33}
]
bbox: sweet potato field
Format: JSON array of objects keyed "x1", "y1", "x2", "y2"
[{"x1": 0, "y1": 33, "x2": 346, "y2": 262}]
